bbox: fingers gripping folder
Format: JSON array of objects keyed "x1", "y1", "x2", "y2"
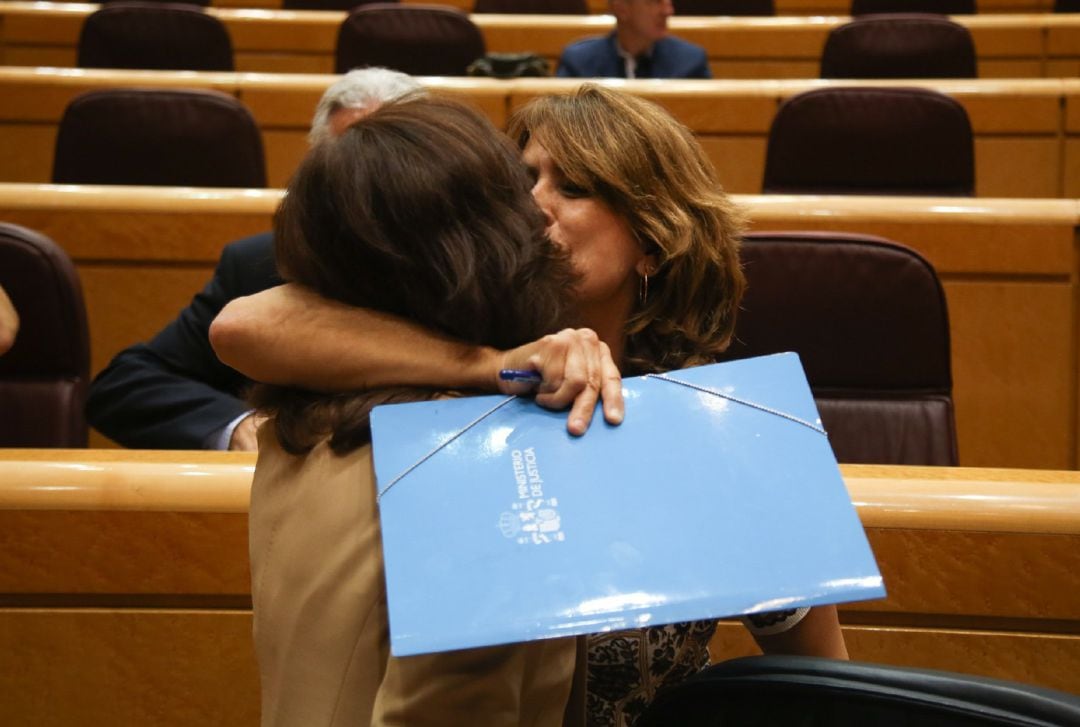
[{"x1": 370, "y1": 353, "x2": 884, "y2": 657}]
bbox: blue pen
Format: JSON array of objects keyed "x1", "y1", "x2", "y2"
[{"x1": 499, "y1": 369, "x2": 543, "y2": 384}]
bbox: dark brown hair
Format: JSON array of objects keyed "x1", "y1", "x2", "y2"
[
  {"x1": 253, "y1": 96, "x2": 577, "y2": 454},
  {"x1": 507, "y1": 84, "x2": 747, "y2": 374}
]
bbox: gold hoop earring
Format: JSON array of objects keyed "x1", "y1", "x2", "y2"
[{"x1": 639, "y1": 272, "x2": 649, "y2": 305}]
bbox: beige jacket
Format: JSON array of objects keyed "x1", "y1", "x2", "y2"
[{"x1": 249, "y1": 430, "x2": 579, "y2": 727}]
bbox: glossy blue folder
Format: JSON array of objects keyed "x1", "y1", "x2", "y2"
[{"x1": 370, "y1": 353, "x2": 884, "y2": 657}]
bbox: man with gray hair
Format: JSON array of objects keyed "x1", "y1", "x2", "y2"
[{"x1": 86, "y1": 68, "x2": 422, "y2": 451}]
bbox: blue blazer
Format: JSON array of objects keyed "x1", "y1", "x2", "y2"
[
  {"x1": 557, "y1": 32, "x2": 711, "y2": 79},
  {"x1": 86, "y1": 232, "x2": 281, "y2": 449}
]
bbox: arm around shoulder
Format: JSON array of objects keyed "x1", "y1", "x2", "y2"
[{"x1": 209, "y1": 283, "x2": 502, "y2": 392}]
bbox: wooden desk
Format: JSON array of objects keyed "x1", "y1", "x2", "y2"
[
  {"x1": 0, "y1": 183, "x2": 1076, "y2": 470},
  {"x1": 32, "y1": 0, "x2": 1060, "y2": 14},
  {"x1": 0, "y1": 2, "x2": 1076, "y2": 77},
  {"x1": 1, "y1": 451, "x2": 1077, "y2": 725},
  {"x1": 1, "y1": 68, "x2": 1075, "y2": 198}
]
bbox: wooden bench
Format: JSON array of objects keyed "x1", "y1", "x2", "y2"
[
  {"x1": 4, "y1": 68, "x2": 1080, "y2": 198},
  {"x1": 0, "y1": 183, "x2": 1076, "y2": 470},
  {"x1": 1, "y1": 450, "x2": 1076, "y2": 725},
  {"x1": 1, "y1": 2, "x2": 1078, "y2": 77}
]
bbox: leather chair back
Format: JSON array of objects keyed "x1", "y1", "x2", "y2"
[
  {"x1": 674, "y1": 0, "x2": 775, "y2": 14},
  {"x1": 52, "y1": 88, "x2": 267, "y2": 188},
  {"x1": 718, "y1": 231, "x2": 957, "y2": 465},
  {"x1": 0, "y1": 223, "x2": 90, "y2": 448},
  {"x1": 639, "y1": 655, "x2": 1080, "y2": 726},
  {"x1": 78, "y1": 2, "x2": 233, "y2": 71},
  {"x1": 473, "y1": 0, "x2": 587, "y2": 12},
  {"x1": 336, "y1": 4, "x2": 485, "y2": 75},
  {"x1": 821, "y1": 14, "x2": 977, "y2": 78},
  {"x1": 283, "y1": 0, "x2": 392, "y2": 11},
  {"x1": 762, "y1": 86, "x2": 974, "y2": 196},
  {"x1": 852, "y1": 0, "x2": 975, "y2": 14}
]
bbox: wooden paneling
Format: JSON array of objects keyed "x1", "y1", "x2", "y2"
[
  {"x1": 0, "y1": 609, "x2": 260, "y2": 727},
  {"x1": 80, "y1": 0, "x2": 1053, "y2": 13},
  {"x1": 2, "y1": 453, "x2": 1078, "y2": 725}
]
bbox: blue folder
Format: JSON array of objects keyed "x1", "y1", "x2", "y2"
[{"x1": 370, "y1": 353, "x2": 884, "y2": 657}]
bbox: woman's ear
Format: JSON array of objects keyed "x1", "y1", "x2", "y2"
[{"x1": 636, "y1": 252, "x2": 659, "y2": 278}]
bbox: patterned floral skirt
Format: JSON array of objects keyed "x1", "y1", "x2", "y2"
[{"x1": 585, "y1": 620, "x2": 717, "y2": 727}]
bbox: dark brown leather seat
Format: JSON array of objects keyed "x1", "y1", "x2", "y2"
[
  {"x1": 335, "y1": 4, "x2": 485, "y2": 75},
  {"x1": 674, "y1": 0, "x2": 774, "y2": 14},
  {"x1": 762, "y1": 86, "x2": 974, "y2": 196},
  {"x1": 821, "y1": 14, "x2": 977, "y2": 79},
  {"x1": 52, "y1": 88, "x2": 267, "y2": 187},
  {"x1": 717, "y1": 231, "x2": 957, "y2": 466},
  {"x1": 282, "y1": 0, "x2": 391, "y2": 10},
  {"x1": 851, "y1": 0, "x2": 975, "y2": 14},
  {"x1": 78, "y1": 2, "x2": 233, "y2": 71},
  {"x1": 0, "y1": 223, "x2": 90, "y2": 448},
  {"x1": 473, "y1": 0, "x2": 587, "y2": 12}
]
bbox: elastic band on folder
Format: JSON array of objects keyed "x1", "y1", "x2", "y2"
[
  {"x1": 379, "y1": 374, "x2": 825, "y2": 501},
  {"x1": 644, "y1": 373, "x2": 827, "y2": 436},
  {"x1": 376, "y1": 395, "x2": 518, "y2": 503}
]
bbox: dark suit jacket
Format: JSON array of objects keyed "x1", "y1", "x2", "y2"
[
  {"x1": 556, "y1": 32, "x2": 711, "y2": 79},
  {"x1": 86, "y1": 232, "x2": 281, "y2": 449}
]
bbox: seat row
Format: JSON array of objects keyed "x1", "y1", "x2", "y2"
[
  {"x1": 3, "y1": 183, "x2": 1073, "y2": 470},
  {"x1": 5, "y1": 3, "x2": 1080, "y2": 77},
  {"x1": 73, "y1": 4, "x2": 982, "y2": 79},
  {"x1": 0, "y1": 219, "x2": 956, "y2": 467},
  {"x1": 43, "y1": 84, "x2": 976, "y2": 199}
]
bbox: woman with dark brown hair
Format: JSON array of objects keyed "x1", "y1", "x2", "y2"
[
  {"x1": 218, "y1": 85, "x2": 847, "y2": 727},
  {"x1": 247, "y1": 95, "x2": 580, "y2": 727}
]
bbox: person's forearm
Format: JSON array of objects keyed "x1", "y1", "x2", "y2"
[
  {"x1": 752, "y1": 605, "x2": 848, "y2": 660},
  {"x1": 209, "y1": 284, "x2": 500, "y2": 392}
]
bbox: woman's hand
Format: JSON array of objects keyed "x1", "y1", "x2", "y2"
[{"x1": 496, "y1": 328, "x2": 624, "y2": 436}]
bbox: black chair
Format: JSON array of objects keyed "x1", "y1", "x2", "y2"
[
  {"x1": 718, "y1": 231, "x2": 957, "y2": 465},
  {"x1": 674, "y1": 0, "x2": 775, "y2": 14},
  {"x1": 852, "y1": 0, "x2": 976, "y2": 14},
  {"x1": 762, "y1": 86, "x2": 974, "y2": 196},
  {"x1": 821, "y1": 14, "x2": 977, "y2": 79},
  {"x1": 78, "y1": 2, "x2": 233, "y2": 72},
  {"x1": 473, "y1": 0, "x2": 587, "y2": 12},
  {"x1": 52, "y1": 88, "x2": 267, "y2": 188},
  {"x1": 0, "y1": 223, "x2": 90, "y2": 448},
  {"x1": 638, "y1": 655, "x2": 1080, "y2": 726},
  {"x1": 336, "y1": 4, "x2": 485, "y2": 76},
  {"x1": 1054, "y1": 0, "x2": 1080, "y2": 10}
]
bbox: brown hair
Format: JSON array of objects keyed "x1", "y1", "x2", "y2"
[
  {"x1": 254, "y1": 96, "x2": 577, "y2": 454},
  {"x1": 507, "y1": 84, "x2": 747, "y2": 374}
]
